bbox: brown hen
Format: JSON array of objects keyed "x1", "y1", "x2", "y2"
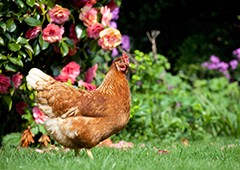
[{"x1": 26, "y1": 52, "x2": 131, "y2": 158}]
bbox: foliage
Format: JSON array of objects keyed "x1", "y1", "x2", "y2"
[
  {"x1": 1, "y1": 132, "x2": 21, "y2": 148},
  {"x1": 115, "y1": 50, "x2": 240, "y2": 142},
  {"x1": 1, "y1": 138, "x2": 240, "y2": 170}
]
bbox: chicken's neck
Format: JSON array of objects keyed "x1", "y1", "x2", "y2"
[{"x1": 97, "y1": 68, "x2": 128, "y2": 95}]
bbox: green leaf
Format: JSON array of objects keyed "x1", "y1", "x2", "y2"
[
  {"x1": 64, "y1": 37, "x2": 74, "y2": 49},
  {"x1": 19, "y1": 51, "x2": 27, "y2": 59},
  {"x1": 24, "y1": 44, "x2": 33, "y2": 59},
  {"x1": 34, "y1": 43, "x2": 41, "y2": 56},
  {"x1": 22, "y1": 111, "x2": 33, "y2": 122},
  {"x1": 237, "y1": 15, "x2": 240, "y2": 21},
  {"x1": 26, "y1": 0, "x2": 35, "y2": 7},
  {"x1": 24, "y1": 44, "x2": 34, "y2": 53},
  {"x1": 39, "y1": 36, "x2": 49, "y2": 50},
  {"x1": 0, "y1": 21, "x2": 6, "y2": 32},
  {"x1": 16, "y1": 37, "x2": 28, "y2": 45},
  {"x1": 4, "y1": 63, "x2": 18, "y2": 72},
  {"x1": 0, "y1": 36, "x2": 4, "y2": 46},
  {"x1": 9, "y1": 57, "x2": 23, "y2": 66},
  {"x1": 89, "y1": 39, "x2": 99, "y2": 52},
  {"x1": 8, "y1": 43, "x2": 21, "y2": 52},
  {"x1": 3, "y1": 95, "x2": 12, "y2": 111},
  {"x1": 81, "y1": 29, "x2": 87, "y2": 38},
  {"x1": 38, "y1": 125, "x2": 47, "y2": 134},
  {"x1": 60, "y1": 41, "x2": 69, "y2": 57},
  {"x1": 16, "y1": 0, "x2": 25, "y2": 8},
  {"x1": 26, "y1": 51, "x2": 32, "y2": 60},
  {"x1": 0, "y1": 54, "x2": 7, "y2": 60},
  {"x1": 75, "y1": 24, "x2": 84, "y2": 39},
  {"x1": 6, "y1": 19, "x2": 17, "y2": 32},
  {"x1": 24, "y1": 17, "x2": 41, "y2": 27},
  {"x1": 31, "y1": 126, "x2": 39, "y2": 135},
  {"x1": 5, "y1": 33, "x2": 11, "y2": 41}
]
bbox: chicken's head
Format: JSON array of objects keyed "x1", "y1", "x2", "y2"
[{"x1": 113, "y1": 52, "x2": 129, "y2": 73}]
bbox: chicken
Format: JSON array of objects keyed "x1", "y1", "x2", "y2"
[{"x1": 26, "y1": 52, "x2": 131, "y2": 158}]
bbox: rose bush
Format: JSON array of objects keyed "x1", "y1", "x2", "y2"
[{"x1": 0, "y1": 0, "x2": 129, "y2": 147}]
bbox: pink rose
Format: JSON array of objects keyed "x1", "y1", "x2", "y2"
[
  {"x1": 78, "y1": 80, "x2": 96, "y2": 91},
  {"x1": 100, "y1": 6, "x2": 112, "y2": 27},
  {"x1": 48, "y1": 5, "x2": 70, "y2": 25},
  {"x1": 0, "y1": 74, "x2": 11, "y2": 94},
  {"x1": 54, "y1": 74, "x2": 72, "y2": 83},
  {"x1": 61, "y1": 62, "x2": 80, "y2": 77},
  {"x1": 79, "y1": 6, "x2": 98, "y2": 27},
  {"x1": 55, "y1": 61, "x2": 80, "y2": 84},
  {"x1": 12, "y1": 72, "x2": 23, "y2": 89},
  {"x1": 87, "y1": 23, "x2": 104, "y2": 39},
  {"x1": 84, "y1": 64, "x2": 98, "y2": 83},
  {"x1": 42, "y1": 23, "x2": 64, "y2": 43},
  {"x1": 32, "y1": 106, "x2": 48, "y2": 124},
  {"x1": 16, "y1": 102, "x2": 28, "y2": 115},
  {"x1": 25, "y1": 26, "x2": 41, "y2": 40},
  {"x1": 98, "y1": 27, "x2": 122, "y2": 50}
]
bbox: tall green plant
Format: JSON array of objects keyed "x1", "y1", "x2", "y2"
[{"x1": 116, "y1": 50, "x2": 240, "y2": 142}]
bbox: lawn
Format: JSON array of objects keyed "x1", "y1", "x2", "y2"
[{"x1": 0, "y1": 138, "x2": 240, "y2": 170}]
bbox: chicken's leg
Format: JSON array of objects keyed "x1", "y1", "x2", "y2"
[
  {"x1": 86, "y1": 149, "x2": 94, "y2": 159},
  {"x1": 74, "y1": 149, "x2": 80, "y2": 156},
  {"x1": 74, "y1": 149, "x2": 93, "y2": 159}
]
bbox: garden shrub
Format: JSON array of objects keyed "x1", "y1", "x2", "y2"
[
  {"x1": 115, "y1": 50, "x2": 240, "y2": 142},
  {"x1": 0, "y1": 0, "x2": 128, "y2": 146}
]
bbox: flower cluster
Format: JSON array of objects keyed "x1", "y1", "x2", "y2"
[
  {"x1": 24, "y1": 2, "x2": 129, "y2": 58},
  {"x1": 42, "y1": 5, "x2": 70, "y2": 43},
  {"x1": 0, "y1": 72, "x2": 23, "y2": 94},
  {"x1": 201, "y1": 48, "x2": 240, "y2": 79},
  {"x1": 55, "y1": 61, "x2": 98, "y2": 90},
  {"x1": 79, "y1": 4, "x2": 122, "y2": 51},
  {"x1": 105, "y1": 6, "x2": 131, "y2": 57},
  {"x1": 55, "y1": 61, "x2": 80, "y2": 84},
  {"x1": 27, "y1": 2, "x2": 126, "y2": 52},
  {"x1": 233, "y1": 48, "x2": 240, "y2": 60}
]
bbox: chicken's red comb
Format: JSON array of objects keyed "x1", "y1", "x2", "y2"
[{"x1": 122, "y1": 52, "x2": 129, "y2": 64}]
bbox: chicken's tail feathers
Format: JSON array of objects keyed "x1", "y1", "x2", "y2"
[{"x1": 26, "y1": 68, "x2": 53, "y2": 89}]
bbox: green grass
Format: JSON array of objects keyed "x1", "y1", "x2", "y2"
[{"x1": 1, "y1": 138, "x2": 240, "y2": 170}]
